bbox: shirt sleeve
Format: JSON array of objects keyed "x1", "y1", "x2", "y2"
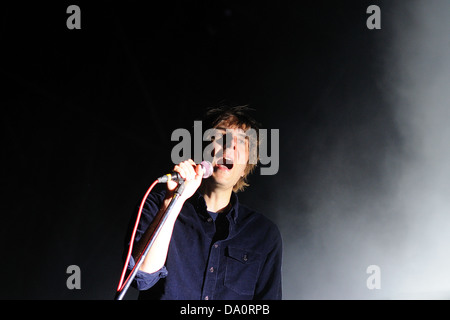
[
  {"x1": 123, "y1": 190, "x2": 169, "y2": 291},
  {"x1": 128, "y1": 255, "x2": 168, "y2": 291}
]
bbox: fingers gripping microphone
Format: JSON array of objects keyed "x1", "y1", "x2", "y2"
[{"x1": 157, "y1": 161, "x2": 213, "y2": 183}]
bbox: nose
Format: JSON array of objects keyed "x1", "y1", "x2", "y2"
[{"x1": 225, "y1": 133, "x2": 237, "y2": 150}]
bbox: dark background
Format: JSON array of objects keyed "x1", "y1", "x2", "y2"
[{"x1": 1, "y1": 0, "x2": 397, "y2": 299}]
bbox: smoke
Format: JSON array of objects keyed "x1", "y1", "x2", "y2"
[
  {"x1": 280, "y1": 0, "x2": 450, "y2": 299},
  {"x1": 381, "y1": 0, "x2": 450, "y2": 299}
]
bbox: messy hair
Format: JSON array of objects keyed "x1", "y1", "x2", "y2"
[{"x1": 202, "y1": 105, "x2": 261, "y2": 192}]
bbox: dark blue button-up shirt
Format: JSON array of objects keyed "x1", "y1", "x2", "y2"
[{"x1": 126, "y1": 190, "x2": 282, "y2": 300}]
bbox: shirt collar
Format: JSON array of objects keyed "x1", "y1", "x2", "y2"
[{"x1": 188, "y1": 191, "x2": 240, "y2": 223}]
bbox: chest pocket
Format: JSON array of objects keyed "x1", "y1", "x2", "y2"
[{"x1": 224, "y1": 246, "x2": 262, "y2": 296}]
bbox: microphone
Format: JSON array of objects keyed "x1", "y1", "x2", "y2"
[{"x1": 157, "y1": 161, "x2": 213, "y2": 183}]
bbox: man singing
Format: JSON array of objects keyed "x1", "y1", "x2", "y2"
[{"x1": 125, "y1": 105, "x2": 282, "y2": 300}]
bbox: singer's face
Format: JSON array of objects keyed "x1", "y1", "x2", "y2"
[{"x1": 209, "y1": 124, "x2": 249, "y2": 191}]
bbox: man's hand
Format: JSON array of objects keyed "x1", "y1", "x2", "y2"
[
  {"x1": 133, "y1": 159, "x2": 204, "y2": 273},
  {"x1": 167, "y1": 159, "x2": 203, "y2": 201}
]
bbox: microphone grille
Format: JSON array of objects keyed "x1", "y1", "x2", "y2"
[{"x1": 201, "y1": 161, "x2": 213, "y2": 178}]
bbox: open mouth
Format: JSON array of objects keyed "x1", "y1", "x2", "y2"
[{"x1": 216, "y1": 157, "x2": 234, "y2": 170}]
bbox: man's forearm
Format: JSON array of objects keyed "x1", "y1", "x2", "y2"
[{"x1": 132, "y1": 195, "x2": 185, "y2": 274}]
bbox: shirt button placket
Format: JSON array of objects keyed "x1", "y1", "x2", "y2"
[{"x1": 202, "y1": 241, "x2": 221, "y2": 300}]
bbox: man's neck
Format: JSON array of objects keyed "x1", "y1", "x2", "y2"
[{"x1": 199, "y1": 184, "x2": 233, "y2": 213}]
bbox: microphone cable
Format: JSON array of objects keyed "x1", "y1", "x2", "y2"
[{"x1": 116, "y1": 179, "x2": 159, "y2": 293}]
